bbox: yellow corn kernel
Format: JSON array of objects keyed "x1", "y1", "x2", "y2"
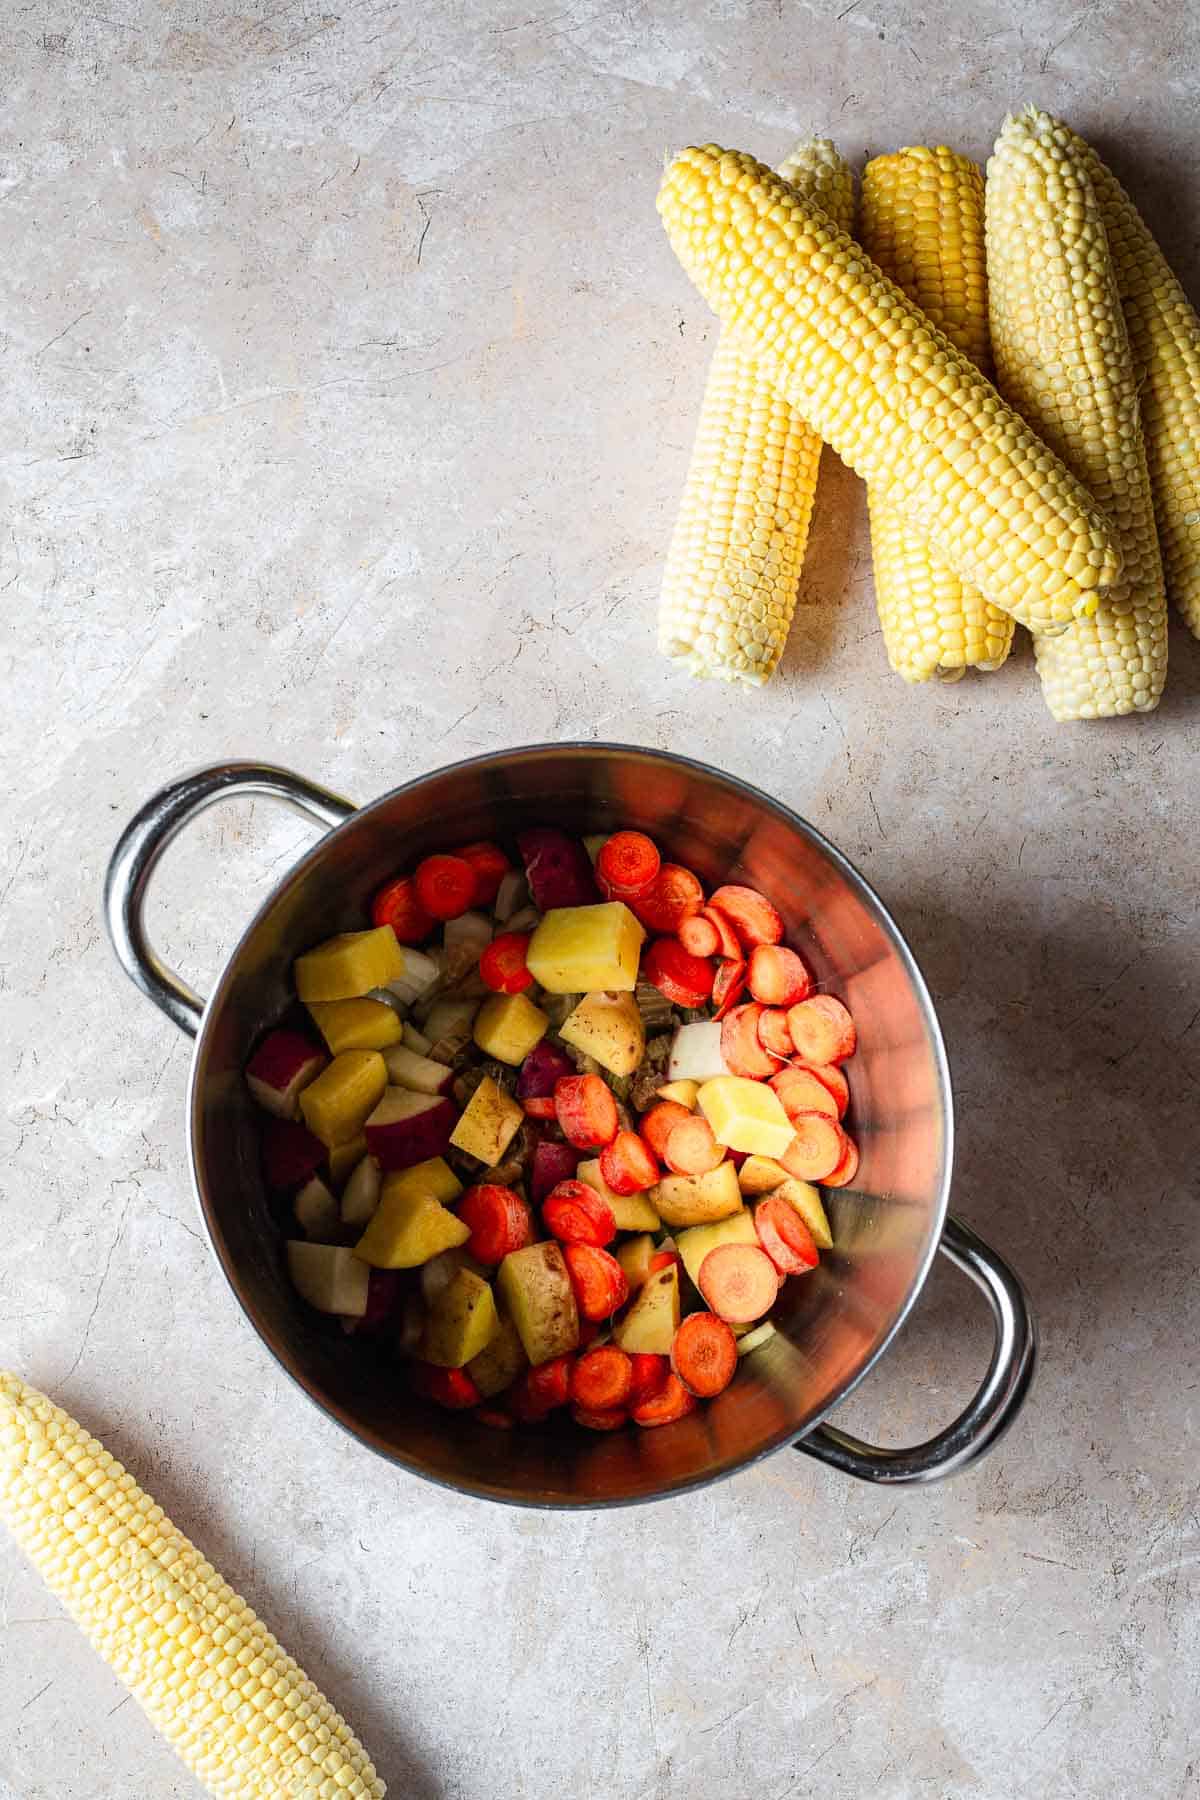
[
  {"x1": 0, "y1": 1371, "x2": 385, "y2": 1798},
  {"x1": 657, "y1": 144, "x2": 1122, "y2": 634},
  {"x1": 987, "y1": 109, "x2": 1168, "y2": 719},
  {"x1": 658, "y1": 138, "x2": 855, "y2": 684},
  {"x1": 861, "y1": 145, "x2": 1014, "y2": 682}
]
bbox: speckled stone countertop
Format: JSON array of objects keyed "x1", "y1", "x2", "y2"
[{"x1": 2, "y1": 4, "x2": 1199, "y2": 1796}]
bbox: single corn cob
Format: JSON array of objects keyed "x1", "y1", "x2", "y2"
[
  {"x1": 860, "y1": 145, "x2": 1014, "y2": 682},
  {"x1": 987, "y1": 109, "x2": 1167, "y2": 719},
  {"x1": 0, "y1": 1370, "x2": 386, "y2": 1799},
  {"x1": 657, "y1": 144, "x2": 1122, "y2": 636},
  {"x1": 1055, "y1": 118, "x2": 1200, "y2": 640},
  {"x1": 658, "y1": 137, "x2": 855, "y2": 684}
]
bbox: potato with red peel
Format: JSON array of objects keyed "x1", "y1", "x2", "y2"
[
  {"x1": 365, "y1": 1088, "x2": 457, "y2": 1170},
  {"x1": 245, "y1": 1030, "x2": 326, "y2": 1119}
]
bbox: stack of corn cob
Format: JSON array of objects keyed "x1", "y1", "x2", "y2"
[{"x1": 657, "y1": 107, "x2": 1200, "y2": 720}]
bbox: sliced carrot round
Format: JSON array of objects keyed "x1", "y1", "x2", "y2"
[
  {"x1": 542, "y1": 1179, "x2": 616, "y2": 1246},
  {"x1": 720, "y1": 1002, "x2": 778, "y2": 1079},
  {"x1": 757, "y1": 1008, "x2": 794, "y2": 1059},
  {"x1": 521, "y1": 1095, "x2": 559, "y2": 1119},
  {"x1": 370, "y1": 875, "x2": 434, "y2": 945},
  {"x1": 648, "y1": 1248, "x2": 681, "y2": 1274},
  {"x1": 642, "y1": 937, "x2": 715, "y2": 1008},
  {"x1": 554, "y1": 1073, "x2": 620, "y2": 1150},
  {"x1": 747, "y1": 944, "x2": 812, "y2": 1007},
  {"x1": 628, "y1": 1352, "x2": 670, "y2": 1406},
  {"x1": 411, "y1": 1363, "x2": 481, "y2": 1409},
  {"x1": 631, "y1": 1371, "x2": 698, "y2": 1427},
  {"x1": 702, "y1": 906, "x2": 741, "y2": 960},
  {"x1": 457, "y1": 1183, "x2": 535, "y2": 1264},
  {"x1": 563, "y1": 1242, "x2": 629, "y2": 1321},
  {"x1": 754, "y1": 1194, "x2": 820, "y2": 1274},
  {"x1": 599, "y1": 1129, "x2": 659, "y2": 1195},
  {"x1": 671, "y1": 1312, "x2": 738, "y2": 1397},
  {"x1": 663, "y1": 1115, "x2": 723, "y2": 1176},
  {"x1": 414, "y1": 853, "x2": 477, "y2": 921},
  {"x1": 480, "y1": 930, "x2": 534, "y2": 994},
  {"x1": 639, "y1": 1099, "x2": 694, "y2": 1162},
  {"x1": 823, "y1": 1131, "x2": 860, "y2": 1188},
  {"x1": 678, "y1": 913, "x2": 720, "y2": 958},
  {"x1": 455, "y1": 840, "x2": 510, "y2": 908},
  {"x1": 712, "y1": 959, "x2": 748, "y2": 1021},
  {"x1": 571, "y1": 1404, "x2": 628, "y2": 1431},
  {"x1": 509, "y1": 1355, "x2": 574, "y2": 1420},
  {"x1": 708, "y1": 884, "x2": 784, "y2": 949},
  {"x1": 476, "y1": 1406, "x2": 515, "y2": 1429},
  {"x1": 696, "y1": 1242, "x2": 779, "y2": 1323},
  {"x1": 793, "y1": 1061, "x2": 850, "y2": 1118},
  {"x1": 779, "y1": 1113, "x2": 849, "y2": 1182},
  {"x1": 632, "y1": 863, "x2": 705, "y2": 933},
  {"x1": 786, "y1": 995, "x2": 857, "y2": 1065},
  {"x1": 571, "y1": 1345, "x2": 633, "y2": 1410},
  {"x1": 596, "y1": 830, "x2": 660, "y2": 899},
  {"x1": 769, "y1": 1066, "x2": 839, "y2": 1122}
]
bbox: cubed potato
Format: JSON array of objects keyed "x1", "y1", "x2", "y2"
[
  {"x1": 382, "y1": 1043, "x2": 455, "y2": 1096},
  {"x1": 497, "y1": 1241, "x2": 580, "y2": 1365},
  {"x1": 339, "y1": 1154, "x2": 381, "y2": 1229},
  {"x1": 420, "y1": 1247, "x2": 488, "y2": 1306},
  {"x1": 298, "y1": 1051, "x2": 388, "y2": 1149},
  {"x1": 612, "y1": 1264, "x2": 679, "y2": 1354},
  {"x1": 354, "y1": 1187, "x2": 470, "y2": 1268},
  {"x1": 450, "y1": 1076, "x2": 524, "y2": 1165},
  {"x1": 422, "y1": 1269, "x2": 500, "y2": 1367},
  {"x1": 472, "y1": 992, "x2": 549, "y2": 1065},
  {"x1": 467, "y1": 1308, "x2": 529, "y2": 1396},
  {"x1": 667, "y1": 1021, "x2": 729, "y2": 1084},
  {"x1": 286, "y1": 1242, "x2": 370, "y2": 1316},
  {"x1": 364, "y1": 1088, "x2": 457, "y2": 1170},
  {"x1": 295, "y1": 927, "x2": 405, "y2": 1002},
  {"x1": 293, "y1": 1175, "x2": 340, "y2": 1243},
  {"x1": 576, "y1": 1158, "x2": 661, "y2": 1231},
  {"x1": 245, "y1": 1030, "x2": 326, "y2": 1119},
  {"x1": 772, "y1": 1177, "x2": 834, "y2": 1250},
  {"x1": 382, "y1": 1156, "x2": 463, "y2": 1208},
  {"x1": 616, "y1": 1232, "x2": 658, "y2": 1289},
  {"x1": 559, "y1": 991, "x2": 645, "y2": 1077},
  {"x1": 327, "y1": 1133, "x2": 368, "y2": 1189},
  {"x1": 653, "y1": 1160, "x2": 743, "y2": 1227},
  {"x1": 676, "y1": 1211, "x2": 758, "y2": 1291},
  {"x1": 737, "y1": 1154, "x2": 791, "y2": 1197},
  {"x1": 306, "y1": 997, "x2": 404, "y2": 1055},
  {"x1": 525, "y1": 902, "x2": 644, "y2": 994},
  {"x1": 698, "y1": 1076, "x2": 795, "y2": 1158},
  {"x1": 656, "y1": 1078, "x2": 699, "y2": 1109}
]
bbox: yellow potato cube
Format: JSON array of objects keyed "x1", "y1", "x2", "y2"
[
  {"x1": 450, "y1": 1076, "x2": 524, "y2": 1165},
  {"x1": 676, "y1": 1211, "x2": 758, "y2": 1291},
  {"x1": 307, "y1": 997, "x2": 404, "y2": 1055},
  {"x1": 772, "y1": 1177, "x2": 833, "y2": 1250},
  {"x1": 616, "y1": 1232, "x2": 658, "y2": 1289},
  {"x1": 559, "y1": 991, "x2": 645, "y2": 1076},
  {"x1": 653, "y1": 1161, "x2": 743, "y2": 1227},
  {"x1": 326, "y1": 1133, "x2": 368, "y2": 1189},
  {"x1": 737, "y1": 1155, "x2": 790, "y2": 1197},
  {"x1": 294, "y1": 926, "x2": 405, "y2": 1002},
  {"x1": 657, "y1": 1079, "x2": 700, "y2": 1109},
  {"x1": 575, "y1": 1158, "x2": 660, "y2": 1231},
  {"x1": 422, "y1": 1269, "x2": 500, "y2": 1368},
  {"x1": 612, "y1": 1264, "x2": 679, "y2": 1354},
  {"x1": 472, "y1": 992, "x2": 549, "y2": 1066},
  {"x1": 697, "y1": 1076, "x2": 795, "y2": 1158},
  {"x1": 298, "y1": 1050, "x2": 388, "y2": 1148},
  {"x1": 525, "y1": 902, "x2": 644, "y2": 994},
  {"x1": 467, "y1": 1308, "x2": 528, "y2": 1396},
  {"x1": 497, "y1": 1242, "x2": 580, "y2": 1365},
  {"x1": 355, "y1": 1187, "x2": 470, "y2": 1268},
  {"x1": 382, "y1": 1157, "x2": 463, "y2": 1208}
]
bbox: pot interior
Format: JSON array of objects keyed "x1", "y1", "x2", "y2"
[{"x1": 192, "y1": 746, "x2": 950, "y2": 1504}]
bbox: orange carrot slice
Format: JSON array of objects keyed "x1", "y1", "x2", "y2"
[
  {"x1": 571, "y1": 1403, "x2": 628, "y2": 1431},
  {"x1": 696, "y1": 1243, "x2": 779, "y2": 1323},
  {"x1": 509, "y1": 1354, "x2": 574, "y2": 1420},
  {"x1": 663, "y1": 1115, "x2": 723, "y2": 1176},
  {"x1": 754, "y1": 1194, "x2": 820, "y2": 1274},
  {"x1": 521, "y1": 1095, "x2": 559, "y2": 1119},
  {"x1": 823, "y1": 1131, "x2": 860, "y2": 1188},
  {"x1": 769, "y1": 1066, "x2": 839, "y2": 1122},
  {"x1": 720, "y1": 1003, "x2": 778, "y2": 1079},
  {"x1": 712, "y1": 959, "x2": 747, "y2": 1021},
  {"x1": 542, "y1": 1179, "x2": 617, "y2": 1246},
  {"x1": 786, "y1": 995, "x2": 857, "y2": 1065},
  {"x1": 640, "y1": 1099, "x2": 694, "y2": 1161},
  {"x1": 632, "y1": 863, "x2": 705, "y2": 933},
  {"x1": 708, "y1": 884, "x2": 784, "y2": 949},
  {"x1": 628, "y1": 1352, "x2": 670, "y2": 1406},
  {"x1": 455, "y1": 840, "x2": 511, "y2": 908},
  {"x1": 702, "y1": 906, "x2": 741, "y2": 960},
  {"x1": 631, "y1": 1371, "x2": 698, "y2": 1427},
  {"x1": 554, "y1": 1073, "x2": 620, "y2": 1149},
  {"x1": 778, "y1": 1113, "x2": 848, "y2": 1181},
  {"x1": 411, "y1": 1364, "x2": 482, "y2": 1409},
  {"x1": 571, "y1": 1345, "x2": 633, "y2": 1410},
  {"x1": 648, "y1": 1249, "x2": 681, "y2": 1275},
  {"x1": 793, "y1": 1061, "x2": 850, "y2": 1118},
  {"x1": 563, "y1": 1243, "x2": 629, "y2": 1320},
  {"x1": 458, "y1": 1183, "x2": 535, "y2": 1264},
  {"x1": 678, "y1": 913, "x2": 721, "y2": 958},
  {"x1": 671, "y1": 1312, "x2": 738, "y2": 1397},
  {"x1": 480, "y1": 931, "x2": 534, "y2": 994},
  {"x1": 756, "y1": 1008, "x2": 794, "y2": 1059},
  {"x1": 642, "y1": 937, "x2": 715, "y2": 1008},
  {"x1": 414, "y1": 853, "x2": 477, "y2": 921},
  {"x1": 596, "y1": 830, "x2": 660, "y2": 899},
  {"x1": 747, "y1": 944, "x2": 812, "y2": 1007},
  {"x1": 370, "y1": 874, "x2": 434, "y2": 945},
  {"x1": 599, "y1": 1129, "x2": 659, "y2": 1194},
  {"x1": 476, "y1": 1406, "x2": 515, "y2": 1429}
]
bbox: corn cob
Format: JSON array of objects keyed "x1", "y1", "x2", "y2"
[
  {"x1": 860, "y1": 145, "x2": 1014, "y2": 682},
  {"x1": 0, "y1": 1370, "x2": 385, "y2": 1799},
  {"x1": 658, "y1": 138, "x2": 855, "y2": 684},
  {"x1": 986, "y1": 109, "x2": 1167, "y2": 719},
  {"x1": 657, "y1": 144, "x2": 1122, "y2": 636},
  {"x1": 1054, "y1": 118, "x2": 1200, "y2": 640}
]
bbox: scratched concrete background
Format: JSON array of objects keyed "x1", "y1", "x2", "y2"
[{"x1": 2, "y1": 1, "x2": 1199, "y2": 1796}]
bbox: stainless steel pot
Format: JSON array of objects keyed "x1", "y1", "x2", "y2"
[{"x1": 105, "y1": 746, "x2": 1034, "y2": 1506}]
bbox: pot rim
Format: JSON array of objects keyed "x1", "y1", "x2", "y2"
[{"x1": 185, "y1": 741, "x2": 954, "y2": 1507}]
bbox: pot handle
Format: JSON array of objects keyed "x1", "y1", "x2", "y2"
[
  {"x1": 104, "y1": 763, "x2": 356, "y2": 1039},
  {"x1": 795, "y1": 1214, "x2": 1035, "y2": 1485}
]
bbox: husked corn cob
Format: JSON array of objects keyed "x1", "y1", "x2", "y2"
[
  {"x1": 1056, "y1": 118, "x2": 1200, "y2": 640},
  {"x1": 987, "y1": 109, "x2": 1167, "y2": 719},
  {"x1": 861, "y1": 145, "x2": 1014, "y2": 682},
  {"x1": 0, "y1": 1371, "x2": 385, "y2": 1799},
  {"x1": 657, "y1": 145, "x2": 1122, "y2": 636},
  {"x1": 659, "y1": 138, "x2": 855, "y2": 684}
]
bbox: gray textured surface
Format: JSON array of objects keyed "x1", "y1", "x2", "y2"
[{"x1": 2, "y1": 2, "x2": 1200, "y2": 1796}]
